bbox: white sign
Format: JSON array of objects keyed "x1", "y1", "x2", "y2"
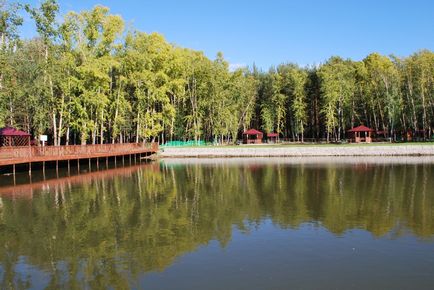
[{"x1": 40, "y1": 135, "x2": 48, "y2": 142}]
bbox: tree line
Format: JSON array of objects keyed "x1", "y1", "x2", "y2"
[{"x1": 1, "y1": 0, "x2": 433, "y2": 145}]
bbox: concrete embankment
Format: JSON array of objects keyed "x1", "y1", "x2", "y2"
[
  {"x1": 159, "y1": 144, "x2": 434, "y2": 158},
  {"x1": 160, "y1": 156, "x2": 434, "y2": 166}
]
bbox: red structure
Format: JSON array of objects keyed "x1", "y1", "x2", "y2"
[
  {"x1": 243, "y1": 129, "x2": 263, "y2": 144},
  {"x1": 348, "y1": 125, "x2": 375, "y2": 143},
  {"x1": 0, "y1": 163, "x2": 159, "y2": 199},
  {"x1": 267, "y1": 133, "x2": 278, "y2": 143},
  {"x1": 0, "y1": 142, "x2": 159, "y2": 167},
  {"x1": 0, "y1": 127, "x2": 31, "y2": 147}
]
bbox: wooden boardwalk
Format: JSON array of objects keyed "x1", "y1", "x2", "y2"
[{"x1": 0, "y1": 143, "x2": 159, "y2": 167}]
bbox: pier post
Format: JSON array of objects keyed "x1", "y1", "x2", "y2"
[
  {"x1": 67, "y1": 160, "x2": 70, "y2": 176},
  {"x1": 56, "y1": 160, "x2": 59, "y2": 177},
  {"x1": 77, "y1": 159, "x2": 80, "y2": 173},
  {"x1": 13, "y1": 164, "x2": 16, "y2": 185},
  {"x1": 114, "y1": 156, "x2": 117, "y2": 167},
  {"x1": 89, "y1": 158, "x2": 91, "y2": 172},
  {"x1": 129, "y1": 154, "x2": 131, "y2": 165},
  {"x1": 122, "y1": 155, "x2": 125, "y2": 166},
  {"x1": 28, "y1": 162, "x2": 31, "y2": 176},
  {"x1": 96, "y1": 157, "x2": 99, "y2": 170},
  {"x1": 42, "y1": 161, "x2": 46, "y2": 180},
  {"x1": 106, "y1": 157, "x2": 108, "y2": 168}
]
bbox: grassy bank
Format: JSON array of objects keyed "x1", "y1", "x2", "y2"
[{"x1": 161, "y1": 142, "x2": 434, "y2": 149}]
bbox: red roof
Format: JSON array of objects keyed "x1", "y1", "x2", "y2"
[
  {"x1": 243, "y1": 129, "x2": 263, "y2": 135},
  {"x1": 267, "y1": 133, "x2": 278, "y2": 137},
  {"x1": 347, "y1": 125, "x2": 375, "y2": 132},
  {"x1": 0, "y1": 127, "x2": 31, "y2": 136}
]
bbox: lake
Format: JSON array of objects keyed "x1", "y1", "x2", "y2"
[{"x1": 0, "y1": 157, "x2": 434, "y2": 289}]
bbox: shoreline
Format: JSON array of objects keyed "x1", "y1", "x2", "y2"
[
  {"x1": 160, "y1": 156, "x2": 434, "y2": 166},
  {"x1": 159, "y1": 144, "x2": 434, "y2": 158}
]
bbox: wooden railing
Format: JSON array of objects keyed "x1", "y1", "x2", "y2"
[{"x1": 0, "y1": 142, "x2": 158, "y2": 166}]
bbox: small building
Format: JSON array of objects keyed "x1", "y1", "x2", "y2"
[
  {"x1": 267, "y1": 133, "x2": 278, "y2": 143},
  {"x1": 405, "y1": 129, "x2": 413, "y2": 142},
  {"x1": 243, "y1": 129, "x2": 263, "y2": 144},
  {"x1": 0, "y1": 127, "x2": 31, "y2": 147},
  {"x1": 348, "y1": 125, "x2": 375, "y2": 143}
]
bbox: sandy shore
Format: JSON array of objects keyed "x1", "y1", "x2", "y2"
[{"x1": 159, "y1": 144, "x2": 434, "y2": 158}]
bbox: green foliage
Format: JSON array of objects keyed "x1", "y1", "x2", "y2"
[
  {"x1": 0, "y1": 0, "x2": 23, "y2": 127},
  {"x1": 24, "y1": 0, "x2": 58, "y2": 44},
  {"x1": 0, "y1": 0, "x2": 23, "y2": 43},
  {"x1": 318, "y1": 57, "x2": 356, "y2": 141},
  {"x1": 1, "y1": 1, "x2": 434, "y2": 144},
  {"x1": 363, "y1": 53, "x2": 402, "y2": 134}
]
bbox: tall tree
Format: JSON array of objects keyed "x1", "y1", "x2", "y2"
[
  {"x1": 0, "y1": 0, "x2": 23, "y2": 127},
  {"x1": 363, "y1": 53, "x2": 402, "y2": 139},
  {"x1": 25, "y1": 0, "x2": 61, "y2": 141},
  {"x1": 318, "y1": 57, "x2": 356, "y2": 142}
]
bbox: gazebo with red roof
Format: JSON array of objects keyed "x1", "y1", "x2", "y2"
[
  {"x1": 243, "y1": 129, "x2": 263, "y2": 144},
  {"x1": 347, "y1": 125, "x2": 375, "y2": 143},
  {"x1": 267, "y1": 132, "x2": 279, "y2": 143},
  {"x1": 0, "y1": 127, "x2": 31, "y2": 147}
]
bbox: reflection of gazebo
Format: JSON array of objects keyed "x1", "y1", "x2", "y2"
[
  {"x1": 243, "y1": 129, "x2": 263, "y2": 144},
  {"x1": 348, "y1": 125, "x2": 375, "y2": 143},
  {"x1": 0, "y1": 127, "x2": 31, "y2": 146},
  {"x1": 267, "y1": 133, "x2": 278, "y2": 143}
]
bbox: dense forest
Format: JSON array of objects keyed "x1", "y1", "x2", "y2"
[{"x1": 1, "y1": 0, "x2": 433, "y2": 145}]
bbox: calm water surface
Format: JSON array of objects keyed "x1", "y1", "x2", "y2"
[{"x1": 0, "y1": 157, "x2": 434, "y2": 290}]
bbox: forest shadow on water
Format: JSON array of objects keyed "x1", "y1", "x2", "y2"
[{"x1": 0, "y1": 157, "x2": 434, "y2": 290}]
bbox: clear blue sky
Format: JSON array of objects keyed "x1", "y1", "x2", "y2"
[{"x1": 20, "y1": 0, "x2": 434, "y2": 70}]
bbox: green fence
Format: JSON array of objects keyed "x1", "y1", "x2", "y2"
[{"x1": 161, "y1": 140, "x2": 212, "y2": 147}]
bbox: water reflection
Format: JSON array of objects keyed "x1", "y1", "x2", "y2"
[{"x1": 0, "y1": 157, "x2": 433, "y2": 289}]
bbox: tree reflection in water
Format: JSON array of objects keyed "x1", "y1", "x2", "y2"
[{"x1": 0, "y1": 158, "x2": 433, "y2": 289}]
